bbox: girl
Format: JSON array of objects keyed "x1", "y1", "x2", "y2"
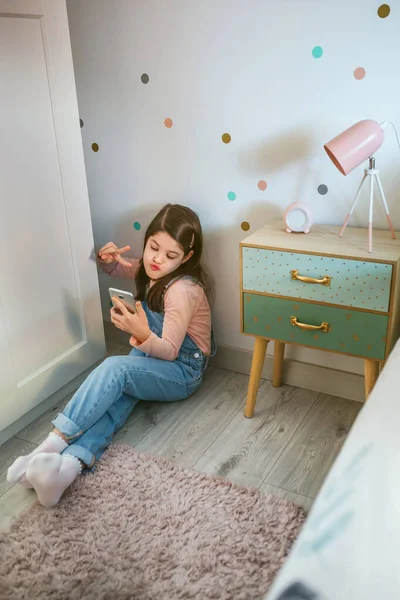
[{"x1": 7, "y1": 204, "x2": 215, "y2": 507}]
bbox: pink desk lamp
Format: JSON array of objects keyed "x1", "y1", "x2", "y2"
[{"x1": 324, "y1": 119, "x2": 396, "y2": 253}]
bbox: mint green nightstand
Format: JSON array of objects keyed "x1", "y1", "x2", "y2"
[{"x1": 240, "y1": 221, "x2": 400, "y2": 417}]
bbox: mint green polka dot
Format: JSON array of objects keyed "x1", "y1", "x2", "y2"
[
  {"x1": 133, "y1": 222, "x2": 141, "y2": 230},
  {"x1": 227, "y1": 191, "x2": 236, "y2": 201},
  {"x1": 312, "y1": 46, "x2": 323, "y2": 59}
]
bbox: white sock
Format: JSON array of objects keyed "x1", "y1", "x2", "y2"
[
  {"x1": 26, "y1": 453, "x2": 82, "y2": 508},
  {"x1": 7, "y1": 432, "x2": 68, "y2": 488}
]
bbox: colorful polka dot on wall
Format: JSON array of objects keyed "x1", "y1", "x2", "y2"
[
  {"x1": 318, "y1": 184, "x2": 328, "y2": 195},
  {"x1": 241, "y1": 221, "x2": 250, "y2": 232},
  {"x1": 79, "y1": 118, "x2": 84, "y2": 128},
  {"x1": 164, "y1": 118, "x2": 173, "y2": 128},
  {"x1": 222, "y1": 133, "x2": 231, "y2": 144},
  {"x1": 141, "y1": 73, "x2": 149, "y2": 84},
  {"x1": 133, "y1": 222, "x2": 141, "y2": 231},
  {"x1": 378, "y1": 4, "x2": 390, "y2": 18},
  {"x1": 227, "y1": 191, "x2": 236, "y2": 201},
  {"x1": 258, "y1": 180, "x2": 267, "y2": 191},
  {"x1": 92, "y1": 143, "x2": 99, "y2": 152},
  {"x1": 354, "y1": 67, "x2": 366, "y2": 80},
  {"x1": 312, "y1": 46, "x2": 323, "y2": 59}
]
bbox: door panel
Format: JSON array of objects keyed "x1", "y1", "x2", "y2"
[{"x1": 0, "y1": 0, "x2": 105, "y2": 432}]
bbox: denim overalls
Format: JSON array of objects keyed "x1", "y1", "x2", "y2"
[{"x1": 52, "y1": 277, "x2": 216, "y2": 468}]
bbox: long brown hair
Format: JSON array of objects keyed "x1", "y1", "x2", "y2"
[{"x1": 135, "y1": 204, "x2": 214, "y2": 312}]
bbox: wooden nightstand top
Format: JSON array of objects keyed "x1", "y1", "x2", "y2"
[{"x1": 241, "y1": 221, "x2": 400, "y2": 263}]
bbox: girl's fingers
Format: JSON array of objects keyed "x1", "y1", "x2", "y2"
[
  {"x1": 100, "y1": 247, "x2": 118, "y2": 256},
  {"x1": 118, "y1": 245, "x2": 131, "y2": 254},
  {"x1": 111, "y1": 297, "x2": 128, "y2": 314},
  {"x1": 100, "y1": 241, "x2": 114, "y2": 252},
  {"x1": 135, "y1": 301, "x2": 144, "y2": 314},
  {"x1": 99, "y1": 244, "x2": 130, "y2": 265},
  {"x1": 102, "y1": 244, "x2": 130, "y2": 256}
]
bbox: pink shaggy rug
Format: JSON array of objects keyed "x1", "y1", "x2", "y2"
[{"x1": 0, "y1": 445, "x2": 305, "y2": 600}]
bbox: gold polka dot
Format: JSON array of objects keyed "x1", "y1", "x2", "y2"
[
  {"x1": 346, "y1": 314, "x2": 352, "y2": 320},
  {"x1": 265, "y1": 324, "x2": 271, "y2": 331},
  {"x1": 353, "y1": 334, "x2": 359, "y2": 342},
  {"x1": 382, "y1": 335, "x2": 387, "y2": 343},
  {"x1": 290, "y1": 332, "x2": 295, "y2": 339},
  {"x1": 222, "y1": 133, "x2": 231, "y2": 144},
  {"x1": 367, "y1": 344, "x2": 372, "y2": 351},
  {"x1": 253, "y1": 315, "x2": 259, "y2": 323},
  {"x1": 241, "y1": 221, "x2": 250, "y2": 232},
  {"x1": 340, "y1": 342, "x2": 346, "y2": 349},
  {"x1": 293, "y1": 304, "x2": 299, "y2": 310},
  {"x1": 277, "y1": 316, "x2": 282, "y2": 322},
  {"x1": 314, "y1": 334, "x2": 319, "y2": 340},
  {"x1": 91, "y1": 142, "x2": 99, "y2": 152},
  {"x1": 246, "y1": 296, "x2": 251, "y2": 302},
  {"x1": 378, "y1": 4, "x2": 390, "y2": 18}
]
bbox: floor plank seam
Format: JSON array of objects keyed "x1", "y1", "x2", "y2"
[
  {"x1": 257, "y1": 389, "x2": 320, "y2": 488},
  {"x1": 131, "y1": 370, "x2": 247, "y2": 454},
  {"x1": 13, "y1": 435, "x2": 38, "y2": 445},
  {"x1": 265, "y1": 484, "x2": 314, "y2": 501},
  {"x1": 130, "y1": 402, "x2": 183, "y2": 449},
  {"x1": 190, "y1": 401, "x2": 247, "y2": 471},
  {"x1": 0, "y1": 484, "x2": 15, "y2": 499}
]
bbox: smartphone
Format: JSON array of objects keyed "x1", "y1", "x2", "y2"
[{"x1": 109, "y1": 287, "x2": 136, "y2": 313}]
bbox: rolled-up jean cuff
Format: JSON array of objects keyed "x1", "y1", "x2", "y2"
[
  {"x1": 63, "y1": 445, "x2": 95, "y2": 469},
  {"x1": 51, "y1": 413, "x2": 83, "y2": 441}
]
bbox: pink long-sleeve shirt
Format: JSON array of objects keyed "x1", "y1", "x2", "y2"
[{"x1": 99, "y1": 257, "x2": 211, "y2": 361}]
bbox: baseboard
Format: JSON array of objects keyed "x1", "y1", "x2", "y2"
[
  {"x1": 103, "y1": 321, "x2": 365, "y2": 403},
  {"x1": 209, "y1": 345, "x2": 364, "y2": 402}
]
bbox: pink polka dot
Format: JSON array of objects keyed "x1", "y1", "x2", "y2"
[
  {"x1": 354, "y1": 67, "x2": 366, "y2": 80},
  {"x1": 258, "y1": 180, "x2": 267, "y2": 191},
  {"x1": 164, "y1": 118, "x2": 173, "y2": 128}
]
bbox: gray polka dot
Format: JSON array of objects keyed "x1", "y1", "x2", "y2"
[
  {"x1": 141, "y1": 73, "x2": 149, "y2": 84},
  {"x1": 80, "y1": 118, "x2": 84, "y2": 128},
  {"x1": 318, "y1": 184, "x2": 328, "y2": 195}
]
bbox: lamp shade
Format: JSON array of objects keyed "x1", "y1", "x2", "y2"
[{"x1": 324, "y1": 120, "x2": 385, "y2": 176}]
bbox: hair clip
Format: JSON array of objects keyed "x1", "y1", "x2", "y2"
[{"x1": 190, "y1": 233, "x2": 195, "y2": 248}]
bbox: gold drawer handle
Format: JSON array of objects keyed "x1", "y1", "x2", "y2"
[
  {"x1": 291, "y1": 269, "x2": 331, "y2": 286},
  {"x1": 291, "y1": 316, "x2": 329, "y2": 332}
]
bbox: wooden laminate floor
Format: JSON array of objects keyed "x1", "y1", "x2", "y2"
[{"x1": 0, "y1": 341, "x2": 362, "y2": 530}]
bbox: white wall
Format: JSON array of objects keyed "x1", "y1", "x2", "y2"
[{"x1": 67, "y1": 0, "x2": 400, "y2": 375}]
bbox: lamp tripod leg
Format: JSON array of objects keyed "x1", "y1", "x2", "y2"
[
  {"x1": 375, "y1": 173, "x2": 396, "y2": 239},
  {"x1": 339, "y1": 173, "x2": 368, "y2": 237},
  {"x1": 368, "y1": 174, "x2": 374, "y2": 253}
]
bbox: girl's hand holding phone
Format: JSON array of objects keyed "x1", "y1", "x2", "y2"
[
  {"x1": 110, "y1": 297, "x2": 151, "y2": 346},
  {"x1": 98, "y1": 242, "x2": 132, "y2": 267}
]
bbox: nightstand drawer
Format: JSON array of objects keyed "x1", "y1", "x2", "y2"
[
  {"x1": 242, "y1": 247, "x2": 392, "y2": 312},
  {"x1": 243, "y1": 293, "x2": 388, "y2": 359}
]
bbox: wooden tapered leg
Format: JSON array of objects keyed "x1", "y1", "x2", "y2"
[
  {"x1": 272, "y1": 341, "x2": 285, "y2": 387},
  {"x1": 364, "y1": 359, "x2": 380, "y2": 400},
  {"x1": 244, "y1": 337, "x2": 268, "y2": 418}
]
